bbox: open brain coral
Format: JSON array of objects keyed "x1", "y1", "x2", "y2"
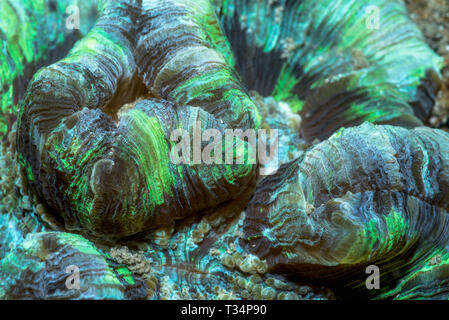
[{"x1": 0, "y1": 0, "x2": 448, "y2": 300}]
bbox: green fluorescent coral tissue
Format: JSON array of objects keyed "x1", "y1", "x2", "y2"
[{"x1": 0, "y1": 0, "x2": 448, "y2": 300}]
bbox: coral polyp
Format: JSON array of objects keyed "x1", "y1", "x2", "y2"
[
  {"x1": 0, "y1": 0, "x2": 448, "y2": 300},
  {"x1": 16, "y1": 0, "x2": 258, "y2": 238},
  {"x1": 243, "y1": 122, "x2": 449, "y2": 297}
]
